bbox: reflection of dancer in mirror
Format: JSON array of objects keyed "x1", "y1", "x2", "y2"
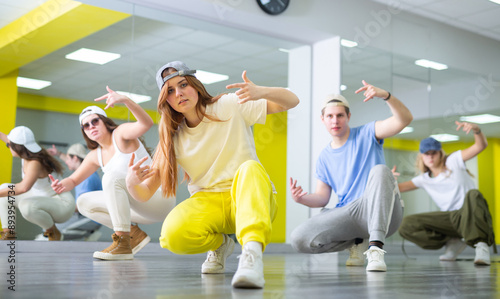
[
  {"x1": 289, "y1": 82, "x2": 412, "y2": 272},
  {"x1": 126, "y1": 61, "x2": 299, "y2": 288},
  {"x1": 396, "y1": 121, "x2": 495, "y2": 265},
  {"x1": 47, "y1": 143, "x2": 103, "y2": 241},
  {"x1": 0, "y1": 126, "x2": 75, "y2": 241},
  {"x1": 50, "y1": 88, "x2": 176, "y2": 260}
]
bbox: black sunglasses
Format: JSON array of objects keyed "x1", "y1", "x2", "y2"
[{"x1": 81, "y1": 117, "x2": 100, "y2": 130}]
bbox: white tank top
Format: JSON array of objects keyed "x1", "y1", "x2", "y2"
[
  {"x1": 21, "y1": 160, "x2": 58, "y2": 196},
  {"x1": 97, "y1": 131, "x2": 152, "y2": 179}
]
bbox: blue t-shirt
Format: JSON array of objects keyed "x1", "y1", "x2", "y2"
[
  {"x1": 316, "y1": 121, "x2": 385, "y2": 208},
  {"x1": 74, "y1": 171, "x2": 102, "y2": 199}
]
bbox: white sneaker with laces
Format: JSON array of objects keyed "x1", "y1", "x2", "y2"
[
  {"x1": 201, "y1": 234, "x2": 235, "y2": 274},
  {"x1": 364, "y1": 246, "x2": 387, "y2": 272},
  {"x1": 231, "y1": 247, "x2": 264, "y2": 289},
  {"x1": 474, "y1": 242, "x2": 491, "y2": 266},
  {"x1": 439, "y1": 238, "x2": 467, "y2": 261},
  {"x1": 346, "y1": 240, "x2": 368, "y2": 266}
]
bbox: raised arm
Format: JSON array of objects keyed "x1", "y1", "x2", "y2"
[
  {"x1": 226, "y1": 71, "x2": 299, "y2": 114},
  {"x1": 289, "y1": 177, "x2": 332, "y2": 208},
  {"x1": 47, "y1": 144, "x2": 68, "y2": 161},
  {"x1": 0, "y1": 160, "x2": 42, "y2": 197},
  {"x1": 455, "y1": 121, "x2": 488, "y2": 161},
  {"x1": 50, "y1": 151, "x2": 99, "y2": 194},
  {"x1": 355, "y1": 80, "x2": 413, "y2": 140},
  {"x1": 94, "y1": 86, "x2": 154, "y2": 141},
  {"x1": 0, "y1": 131, "x2": 8, "y2": 144}
]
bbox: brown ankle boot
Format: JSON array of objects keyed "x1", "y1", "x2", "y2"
[
  {"x1": 93, "y1": 234, "x2": 133, "y2": 260},
  {"x1": 130, "y1": 224, "x2": 151, "y2": 255},
  {"x1": 1, "y1": 230, "x2": 16, "y2": 240},
  {"x1": 44, "y1": 226, "x2": 63, "y2": 241}
]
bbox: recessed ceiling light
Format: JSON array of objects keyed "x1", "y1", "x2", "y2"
[
  {"x1": 196, "y1": 70, "x2": 229, "y2": 85},
  {"x1": 489, "y1": 0, "x2": 500, "y2": 5},
  {"x1": 430, "y1": 134, "x2": 459, "y2": 142},
  {"x1": 341, "y1": 39, "x2": 358, "y2": 48},
  {"x1": 415, "y1": 59, "x2": 448, "y2": 71},
  {"x1": 116, "y1": 91, "x2": 152, "y2": 104},
  {"x1": 340, "y1": 85, "x2": 347, "y2": 91},
  {"x1": 399, "y1": 127, "x2": 414, "y2": 134},
  {"x1": 459, "y1": 114, "x2": 500, "y2": 124},
  {"x1": 17, "y1": 77, "x2": 52, "y2": 90},
  {"x1": 65, "y1": 48, "x2": 121, "y2": 65}
]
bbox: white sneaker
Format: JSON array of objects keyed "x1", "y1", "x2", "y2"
[
  {"x1": 439, "y1": 238, "x2": 467, "y2": 261},
  {"x1": 364, "y1": 247, "x2": 387, "y2": 272},
  {"x1": 231, "y1": 247, "x2": 265, "y2": 289},
  {"x1": 201, "y1": 234, "x2": 235, "y2": 274},
  {"x1": 474, "y1": 242, "x2": 491, "y2": 266},
  {"x1": 346, "y1": 240, "x2": 368, "y2": 266}
]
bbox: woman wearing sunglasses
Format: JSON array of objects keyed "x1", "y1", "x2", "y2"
[
  {"x1": 0, "y1": 126, "x2": 75, "y2": 241},
  {"x1": 50, "y1": 87, "x2": 175, "y2": 260}
]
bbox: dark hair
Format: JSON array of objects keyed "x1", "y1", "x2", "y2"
[
  {"x1": 10, "y1": 143, "x2": 63, "y2": 175},
  {"x1": 321, "y1": 100, "x2": 350, "y2": 115},
  {"x1": 80, "y1": 114, "x2": 152, "y2": 156}
]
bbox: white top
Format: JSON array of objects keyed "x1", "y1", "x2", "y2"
[
  {"x1": 21, "y1": 159, "x2": 58, "y2": 196},
  {"x1": 97, "y1": 131, "x2": 152, "y2": 179},
  {"x1": 411, "y1": 150, "x2": 475, "y2": 211},
  {"x1": 174, "y1": 93, "x2": 267, "y2": 195}
]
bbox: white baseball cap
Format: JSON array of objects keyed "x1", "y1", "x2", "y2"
[
  {"x1": 67, "y1": 143, "x2": 87, "y2": 159},
  {"x1": 79, "y1": 106, "x2": 107, "y2": 125},
  {"x1": 7, "y1": 126, "x2": 42, "y2": 153},
  {"x1": 323, "y1": 94, "x2": 350, "y2": 109}
]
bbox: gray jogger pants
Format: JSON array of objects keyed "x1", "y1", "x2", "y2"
[{"x1": 291, "y1": 164, "x2": 404, "y2": 253}]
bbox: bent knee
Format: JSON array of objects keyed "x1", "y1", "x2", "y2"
[{"x1": 290, "y1": 230, "x2": 313, "y2": 253}]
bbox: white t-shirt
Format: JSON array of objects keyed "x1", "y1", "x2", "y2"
[
  {"x1": 411, "y1": 150, "x2": 475, "y2": 211},
  {"x1": 174, "y1": 93, "x2": 267, "y2": 194}
]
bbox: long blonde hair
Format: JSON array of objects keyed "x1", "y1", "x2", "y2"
[
  {"x1": 152, "y1": 69, "x2": 224, "y2": 197},
  {"x1": 416, "y1": 149, "x2": 447, "y2": 175},
  {"x1": 416, "y1": 149, "x2": 474, "y2": 178}
]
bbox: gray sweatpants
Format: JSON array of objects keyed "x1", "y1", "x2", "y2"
[{"x1": 291, "y1": 164, "x2": 404, "y2": 253}]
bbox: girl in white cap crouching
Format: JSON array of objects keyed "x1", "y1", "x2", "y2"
[
  {"x1": 50, "y1": 87, "x2": 176, "y2": 260},
  {"x1": 0, "y1": 126, "x2": 75, "y2": 241}
]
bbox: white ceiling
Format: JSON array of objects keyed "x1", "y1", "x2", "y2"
[
  {"x1": 1, "y1": 0, "x2": 499, "y2": 140},
  {"x1": 372, "y1": 0, "x2": 500, "y2": 42}
]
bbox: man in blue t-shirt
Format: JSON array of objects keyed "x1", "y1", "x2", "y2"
[{"x1": 289, "y1": 80, "x2": 413, "y2": 272}]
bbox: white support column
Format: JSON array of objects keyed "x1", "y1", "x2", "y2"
[
  {"x1": 286, "y1": 45, "x2": 312, "y2": 242},
  {"x1": 311, "y1": 37, "x2": 342, "y2": 215},
  {"x1": 286, "y1": 36, "x2": 342, "y2": 242}
]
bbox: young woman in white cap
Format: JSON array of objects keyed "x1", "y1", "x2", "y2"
[
  {"x1": 396, "y1": 121, "x2": 495, "y2": 265},
  {"x1": 126, "y1": 61, "x2": 299, "y2": 288},
  {"x1": 0, "y1": 126, "x2": 75, "y2": 241},
  {"x1": 50, "y1": 87, "x2": 175, "y2": 260}
]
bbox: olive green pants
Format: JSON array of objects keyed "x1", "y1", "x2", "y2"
[{"x1": 399, "y1": 190, "x2": 496, "y2": 251}]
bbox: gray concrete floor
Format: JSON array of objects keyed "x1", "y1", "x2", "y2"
[{"x1": 0, "y1": 241, "x2": 497, "y2": 298}]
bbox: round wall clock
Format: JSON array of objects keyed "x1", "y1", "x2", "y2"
[{"x1": 256, "y1": 0, "x2": 290, "y2": 15}]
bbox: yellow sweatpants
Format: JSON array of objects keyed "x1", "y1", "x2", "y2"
[{"x1": 159, "y1": 160, "x2": 277, "y2": 254}]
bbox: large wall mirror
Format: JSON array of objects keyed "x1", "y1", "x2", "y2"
[
  {"x1": 11, "y1": 4, "x2": 292, "y2": 240},
  {"x1": 342, "y1": 44, "x2": 500, "y2": 243}
]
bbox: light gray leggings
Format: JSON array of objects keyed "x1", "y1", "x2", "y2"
[
  {"x1": 0, "y1": 183, "x2": 75, "y2": 231},
  {"x1": 291, "y1": 164, "x2": 404, "y2": 253},
  {"x1": 77, "y1": 173, "x2": 175, "y2": 232}
]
